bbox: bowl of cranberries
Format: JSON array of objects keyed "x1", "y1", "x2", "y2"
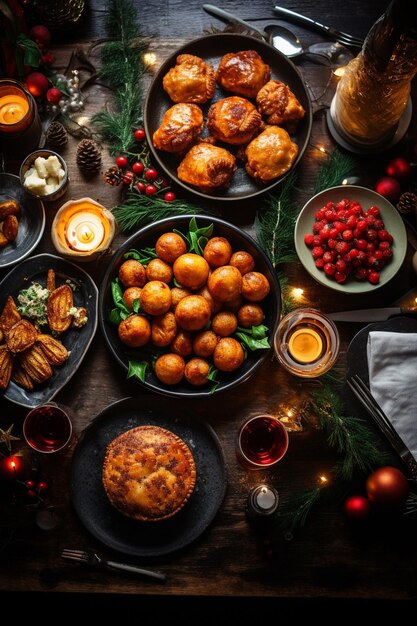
[{"x1": 295, "y1": 185, "x2": 407, "y2": 293}]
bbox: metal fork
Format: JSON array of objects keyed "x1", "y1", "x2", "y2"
[
  {"x1": 61, "y1": 549, "x2": 166, "y2": 581},
  {"x1": 273, "y1": 6, "x2": 364, "y2": 48},
  {"x1": 347, "y1": 374, "x2": 417, "y2": 480}
]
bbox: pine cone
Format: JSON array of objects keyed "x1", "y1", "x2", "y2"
[
  {"x1": 45, "y1": 121, "x2": 68, "y2": 150},
  {"x1": 103, "y1": 165, "x2": 123, "y2": 187},
  {"x1": 76, "y1": 138, "x2": 102, "y2": 175},
  {"x1": 397, "y1": 191, "x2": 417, "y2": 215}
]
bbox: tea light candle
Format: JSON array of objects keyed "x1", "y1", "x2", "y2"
[
  {"x1": 288, "y1": 327, "x2": 323, "y2": 363},
  {"x1": 246, "y1": 484, "x2": 279, "y2": 520},
  {"x1": 0, "y1": 80, "x2": 42, "y2": 156},
  {"x1": 51, "y1": 197, "x2": 116, "y2": 262}
]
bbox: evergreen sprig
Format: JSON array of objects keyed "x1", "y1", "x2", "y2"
[
  {"x1": 92, "y1": 0, "x2": 148, "y2": 155},
  {"x1": 278, "y1": 488, "x2": 322, "y2": 537},
  {"x1": 314, "y1": 149, "x2": 357, "y2": 194},
  {"x1": 255, "y1": 171, "x2": 299, "y2": 268}
]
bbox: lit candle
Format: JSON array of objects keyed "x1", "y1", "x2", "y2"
[
  {"x1": 246, "y1": 484, "x2": 279, "y2": 521},
  {"x1": 288, "y1": 327, "x2": 323, "y2": 363},
  {"x1": 0, "y1": 455, "x2": 23, "y2": 481},
  {"x1": 66, "y1": 212, "x2": 105, "y2": 252},
  {"x1": 0, "y1": 93, "x2": 29, "y2": 125}
]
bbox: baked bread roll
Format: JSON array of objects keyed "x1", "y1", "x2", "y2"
[
  {"x1": 153, "y1": 103, "x2": 204, "y2": 153},
  {"x1": 177, "y1": 143, "x2": 237, "y2": 193},
  {"x1": 244, "y1": 125, "x2": 298, "y2": 183},
  {"x1": 103, "y1": 425, "x2": 197, "y2": 522},
  {"x1": 216, "y1": 50, "x2": 270, "y2": 98},
  {"x1": 163, "y1": 54, "x2": 216, "y2": 104},
  {"x1": 207, "y1": 96, "x2": 262, "y2": 145}
]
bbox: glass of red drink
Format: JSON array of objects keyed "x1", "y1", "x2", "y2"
[
  {"x1": 236, "y1": 414, "x2": 289, "y2": 470},
  {"x1": 23, "y1": 403, "x2": 73, "y2": 454}
]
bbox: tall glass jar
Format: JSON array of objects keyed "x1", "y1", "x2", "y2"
[{"x1": 331, "y1": 0, "x2": 417, "y2": 148}]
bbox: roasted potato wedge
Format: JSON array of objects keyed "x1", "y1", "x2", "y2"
[
  {"x1": 3, "y1": 214, "x2": 19, "y2": 242},
  {"x1": 6, "y1": 319, "x2": 38, "y2": 353},
  {"x1": 0, "y1": 296, "x2": 21, "y2": 334},
  {"x1": 0, "y1": 232, "x2": 8, "y2": 249},
  {"x1": 36, "y1": 333, "x2": 69, "y2": 366},
  {"x1": 0, "y1": 345, "x2": 13, "y2": 389},
  {"x1": 19, "y1": 344, "x2": 53, "y2": 384},
  {"x1": 46, "y1": 268, "x2": 56, "y2": 292},
  {"x1": 47, "y1": 285, "x2": 73, "y2": 334},
  {"x1": 12, "y1": 362, "x2": 34, "y2": 390},
  {"x1": 0, "y1": 199, "x2": 20, "y2": 220}
]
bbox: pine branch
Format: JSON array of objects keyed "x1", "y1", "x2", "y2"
[
  {"x1": 314, "y1": 149, "x2": 357, "y2": 194},
  {"x1": 311, "y1": 382, "x2": 385, "y2": 481},
  {"x1": 278, "y1": 487, "x2": 321, "y2": 537},
  {"x1": 255, "y1": 171, "x2": 298, "y2": 268},
  {"x1": 112, "y1": 191, "x2": 212, "y2": 231}
]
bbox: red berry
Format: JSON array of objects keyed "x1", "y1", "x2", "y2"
[
  {"x1": 315, "y1": 258, "x2": 325, "y2": 269},
  {"x1": 304, "y1": 233, "x2": 315, "y2": 246},
  {"x1": 312, "y1": 235, "x2": 322, "y2": 246},
  {"x1": 315, "y1": 208, "x2": 326, "y2": 220},
  {"x1": 145, "y1": 168, "x2": 158, "y2": 181},
  {"x1": 335, "y1": 241, "x2": 349, "y2": 254},
  {"x1": 25, "y1": 479, "x2": 35, "y2": 489},
  {"x1": 356, "y1": 239, "x2": 367, "y2": 250},
  {"x1": 328, "y1": 238, "x2": 337, "y2": 249},
  {"x1": 366, "y1": 229, "x2": 377, "y2": 241},
  {"x1": 145, "y1": 184, "x2": 157, "y2": 195},
  {"x1": 37, "y1": 481, "x2": 48, "y2": 493},
  {"x1": 132, "y1": 161, "x2": 144, "y2": 175},
  {"x1": 355, "y1": 267, "x2": 368, "y2": 280},
  {"x1": 26, "y1": 489, "x2": 37, "y2": 499},
  {"x1": 335, "y1": 271, "x2": 347, "y2": 284},
  {"x1": 368, "y1": 271, "x2": 380, "y2": 284},
  {"x1": 342, "y1": 229, "x2": 353, "y2": 241},
  {"x1": 324, "y1": 262, "x2": 336, "y2": 276},
  {"x1": 164, "y1": 191, "x2": 176, "y2": 201},
  {"x1": 134, "y1": 128, "x2": 146, "y2": 141},
  {"x1": 25, "y1": 71, "x2": 49, "y2": 97},
  {"x1": 159, "y1": 177, "x2": 170, "y2": 188},
  {"x1": 46, "y1": 87, "x2": 62, "y2": 104},
  {"x1": 382, "y1": 248, "x2": 393, "y2": 260},
  {"x1": 335, "y1": 259, "x2": 347, "y2": 273},
  {"x1": 323, "y1": 250, "x2": 336, "y2": 263},
  {"x1": 367, "y1": 205, "x2": 380, "y2": 217},
  {"x1": 312, "y1": 246, "x2": 324, "y2": 259},
  {"x1": 123, "y1": 171, "x2": 134, "y2": 185},
  {"x1": 29, "y1": 25, "x2": 51, "y2": 46},
  {"x1": 136, "y1": 182, "x2": 145, "y2": 193},
  {"x1": 116, "y1": 155, "x2": 128, "y2": 168}
]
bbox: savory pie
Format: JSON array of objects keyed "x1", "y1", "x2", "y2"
[
  {"x1": 102, "y1": 425, "x2": 197, "y2": 522},
  {"x1": 153, "y1": 103, "x2": 204, "y2": 153},
  {"x1": 207, "y1": 96, "x2": 262, "y2": 145},
  {"x1": 162, "y1": 54, "x2": 216, "y2": 104},
  {"x1": 256, "y1": 80, "x2": 305, "y2": 132},
  {"x1": 216, "y1": 50, "x2": 270, "y2": 98},
  {"x1": 177, "y1": 143, "x2": 237, "y2": 193},
  {"x1": 244, "y1": 125, "x2": 298, "y2": 182}
]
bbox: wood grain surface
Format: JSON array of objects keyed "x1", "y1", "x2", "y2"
[{"x1": 1, "y1": 0, "x2": 417, "y2": 606}]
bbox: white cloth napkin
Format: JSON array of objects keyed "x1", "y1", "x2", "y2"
[{"x1": 367, "y1": 331, "x2": 417, "y2": 461}]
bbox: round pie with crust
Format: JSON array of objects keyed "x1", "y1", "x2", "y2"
[{"x1": 102, "y1": 425, "x2": 197, "y2": 522}]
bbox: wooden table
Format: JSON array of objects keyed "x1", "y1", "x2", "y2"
[{"x1": 1, "y1": 0, "x2": 417, "y2": 610}]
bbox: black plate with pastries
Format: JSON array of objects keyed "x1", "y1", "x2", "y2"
[
  {"x1": 0, "y1": 253, "x2": 98, "y2": 408},
  {"x1": 0, "y1": 172, "x2": 45, "y2": 269},
  {"x1": 71, "y1": 396, "x2": 227, "y2": 557},
  {"x1": 144, "y1": 33, "x2": 312, "y2": 202},
  {"x1": 99, "y1": 214, "x2": 281, "y2": 399}
]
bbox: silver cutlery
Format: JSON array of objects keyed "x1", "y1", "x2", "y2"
[
  {"x1": 347, "y1": 374, "x2": 417, "y2": 479},
  {"x1": 328, "y1": 306, "x2": 417, "y2": 322},
  {"x1": 273, "y1": 6, "x2": 364, "y2": 48},
  {"x1": 61, "y1": 549, "x2": 167, "y2": 581}
]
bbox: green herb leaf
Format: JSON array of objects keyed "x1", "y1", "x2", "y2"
[
  {"x1": 132, "y1": 298, "x2": 141, "y2": 313},
  {"x1": 110, "y1": 279, "x2": 130, "y2": 321},
  {"x1": 235, "y1": 325, "x2": 270, "y2": 351},
  {"x1": 208, "y1": 366, "x2": 219, "y2": 394},
  {"x1": 127, "y1": 359, "x2": 148, "y2": 382},
  {"x1": 124, "y1": 246, "x2": 157, "y2": 265},
  {"x1": 16, "y1": 34, "x2": 41, "y2": 68},
  {"x1": 174, "y1": 218, "x2": 214, "y2": 255},
  {"x1": 109, "y1": 307, "x2": 123, "y2": 324}
]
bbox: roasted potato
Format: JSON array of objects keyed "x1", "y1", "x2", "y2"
[
  {"x1": 151, "y1": 312, "x2": 177, "y2": 347},
  {"x1": 211, "y1": 311, "x2": 238, "y2": 337},
  {"x1": 146, "y1": 258, "x2": 173, "y2": 284},
  {"x1": 118, "y1": 314, "x2": 151, "y2": 348},
  {"x1": 3, "y1": 214, "x2": 19, "y2": 242},
  {"x1": 203, "y1": 237, "x2": 232, "y2": 267},
  {"x1": 0, "y1": 345, "x2": 13, "y2": 389},
  {"x1": 118, "y1": 259, "x2": 147, "y2": 288},
  {"x1": 154, "y1": 353, "x2": 185, "y2": 385},
  {"x1": 140, "y1": 281, "x2": 172, "y2": 316},
  {"x1": 213, "y1": 337, "x2": 244, "y2": 372},
  {"x1": 192, "y1": 330, "x2": 218, "y2": 357},
  {"x1": 230, "y1": 251, "x2": 255, "y2": 275},
  {"x1": 170, "y1": 286, "x2": 192, "y2": 310},
  {"x1": 35, "y1": 334, "x2": 69, "y2": 366},
  {"x1": 19, "y1": 344, "x2": 53, "y2": 384},
  {"x1": 0, "y1": 295, "x2": 21, "y2": 333},
  {"x1": 173, "y1": 253, "x2": 210, "y2": 290},
  {"x1": 241, "y1": 271, "x2": 270, "y2": 302},
  {"x1": 6, "y1": 319, "x2": 37, "y2": 353},
  {"x1": 208, "y1": 265, "x2": 242, "y2": 302},
  {"x1": 170, "y1": 330, "x2": 193, "y2": 356},
  {"x1": 0, "y1": 199, "x2": 20, "y2": 220},
  {"x1": 155, "y1": 232, "x2": 187, "y2": 264},
  {"x1": 174, "y1": 295, "x2": 211, "y2": 331},
  {"x1": 47, "y1": 284, "x2": 73, "y2": 334},
  {"x1": 237, "y1": 303, "x2": 264, "y2": 327},
  {"x1": 184, "y1": 358, "x2": 210, "y2": 386},
  {"x1": 123, "y1": 287, "x2": 142, "y2": 310}
]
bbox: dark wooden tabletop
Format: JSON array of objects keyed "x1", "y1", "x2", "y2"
[{"x1": 1, "y1": 0, "x2": 417, "y2": 611}]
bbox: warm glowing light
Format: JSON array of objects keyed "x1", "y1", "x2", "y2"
[
  {"x1": 292, "y1": 287, "x2": 304, "y2": 300},
  {"x1": 0, "y1": 93, "x2": 29, "y2": 125},
  {"x1": 66, "y1": 212, "x2": 105, "y2": 252},
  {"x1": 333, "y1": 66, "x2": 346, "y2": 78},
  {"x1": 318, "y1": 475, "x2": 328, "y2": 485},
  {"x1": 341, "y1": 178, "x2": 349, "y2": 185},
  {"x1": 75, "y1": 115, "x2": 90, "y2": 126},
  {"x1": 143, "y1": 52, "x2": 157, "y2": 67},
  {"x1": 286, "y1": 409, "x2": 293, "y2": 418}
]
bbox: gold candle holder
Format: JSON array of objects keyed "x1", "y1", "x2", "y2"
[
  {"x1": 0, "y1": 79, "x2": 42, "y2": 158},
  {"x1": 51, "y1": 197, "x2": 116, "y2": 262}
]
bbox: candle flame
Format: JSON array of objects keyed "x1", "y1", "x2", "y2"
[
  {"x1": 318, "y1": 474, "x2": 328, "y2": 485},
  {"x1": 10, "y1": 460, "x2": 16, "y2": 469},
  {"x1": 291, "y1": 287, "x2": 304, "y2": 300},
  {"x1": 143, "y1": 52, "x2": 157, "y2": 67}
]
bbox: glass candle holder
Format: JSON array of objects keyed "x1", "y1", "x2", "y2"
[
  {"x1": 236, "y1": 414, "x2": 289, "y2": 470},
  {"x1": 274, "y1": 308, "x2": 340, "y2": 378},
  {"x1": 0, "y1": 79, "x2": 42, "y2": 157}
]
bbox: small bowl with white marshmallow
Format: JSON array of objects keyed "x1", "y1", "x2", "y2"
[{"x1": 20, "y1": 149, "x2": 68, "y2": 201}]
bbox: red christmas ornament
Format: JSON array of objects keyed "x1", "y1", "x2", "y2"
[
  {"x1": 25, "y1": 72, "x2": 49, "y2": 98},
  {"x1": 46, "y1": 87, "x2": 62, "y2": 104},
  {"x1": 366, "y1": 466, "x2": 409, "y2": 507},
  {"x1": 344, "y1": 495, "x2": 371, "y2": 521},
  {"x1": 29, "y1": 25, "x2": 51, "y2": 47},
  {"x1": 374, "y1": 176, "x2": 402, "y2": 203},
  {"x1": 134, "y1": 128, "x2": 146, "y2": 142},
  {"x1": 385, "y1": 157, "x2": 411, "y2": 185}
]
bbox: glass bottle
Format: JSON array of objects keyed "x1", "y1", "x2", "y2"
[{"x1": 332, "y1": 0, "x2": 417, "y2": 147}]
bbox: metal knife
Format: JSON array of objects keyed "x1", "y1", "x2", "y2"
[
  {"x1": 328, "y1": 307, "x2": 417, "y2": 322},
  {"x1": 203, "y1": 4, "x2": 267, "y2": 38}
]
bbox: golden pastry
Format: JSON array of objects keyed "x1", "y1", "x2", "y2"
[
  {"x1": 102, "y1": 425, "x2": 197, "y2": 522},
  {"x1": 177, "y1": 144, "x2": 237, "y2": 193},
  {"x1": 153, "y1": 103, "x2": 204, "y2": 153},
  {"x1": 256, "y1": 79, "x2": 305, "y2": 132},
  {"x1": 207, "y1": 96, "x2": 262, "y2": 145},
  {"x1": 162, "y1": 54, "x2": 216, "y2": 104},
  {"x1": 216, "y1": 50, "x2": 270, "y2": 98},
  {"x1": 244, "y1": 125, "x2": 298, "y2": 183}
]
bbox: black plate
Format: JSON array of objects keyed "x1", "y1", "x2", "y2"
[
  {"x1": 0, "y1": 172, "x2": 45, "y2": 268},
  {"x1": 70, "y1": 396, "x2": 227, "y2": 557},
  {"x1": 0, "y1": 253, "x2": 98, "y2": 408},
  {"x1": 144, "y1": 33, "x2": 312, "y2": 202},
  {"x1": 98, "y1": 215, "x2": 281, "y2": 399}
]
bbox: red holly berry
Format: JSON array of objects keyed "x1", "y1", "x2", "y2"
[
  {"x1": 164, "y1": 191, "x2": 176, "y2": 201},
  {"x1": 134, "y1": 128, "x2": 146, "y2": 142},
  {"x1": 26, "y1": 489, "x2": 37, "y2": 500},
  {"x1": 145, "y1": 168, "x2": 158, "y2": 181},
  {"x1": 132, "y1": 161, "x2": 144, "y2": 175},
  {"x1": 375, "y1": 176, "x2": 401, "y2": 203},
  {"x1": 37, "y1": 481, "x2": 48, "y2": 493},
  {"x1": 145, "y1": 184, "x2": 157, "y2": 195},
  {"x1": 46, "y1": 87, "x2": 62, "y2": 104},
  {"x1": 25, "y1": 479, "x2": 35, "y2": 489},
  {"x1": 312, "y1": 246, "x2": 324, "y2": 259},
  {"x1": 116, "y1": 155, "x2": 128, "y2": 169},
  {"x1": 136, "y1": 182, "x2": 145, "y2": 193},
  {"x1": 123, "y1": 171, "x2": 134, "y2": 185},
  {"x1": 40, "y1": 51, "x2": 55, "y2": 65}
]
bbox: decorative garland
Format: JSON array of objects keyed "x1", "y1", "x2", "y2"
[{"x1": 94, "y1": 0, "x2": 386, "y2": 538}]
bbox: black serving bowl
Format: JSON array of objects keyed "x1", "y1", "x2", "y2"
[
  {"x1": 99, "y1": 215, "x2": 281, "y2": 399},
  {"x1": 144, "y1": 33, "x2": 312, "y2": 203}
]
